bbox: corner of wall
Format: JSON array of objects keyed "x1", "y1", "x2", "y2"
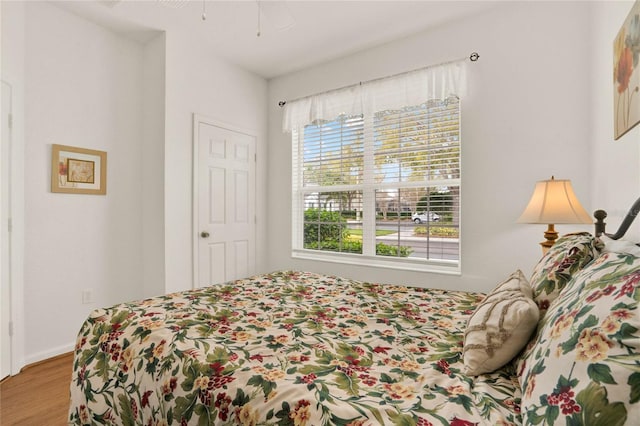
[{"x1": 142, "y1": 32, "x2": 167, "y2": 298}]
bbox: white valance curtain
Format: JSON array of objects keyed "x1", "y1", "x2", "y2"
[{"x1": 282, "y1": 59, "x2": 468, "y2": 132}]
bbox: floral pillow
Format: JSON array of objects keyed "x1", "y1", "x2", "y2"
[
  {"x1": 518, "y1": 251, "x2": 640, "y2": 425},
  {"x1": 529, "y1": 232, "x2": 601, "y2": 314},
  {"x1": 463, "y1": 269, "x2": 539, "y2": 375}
]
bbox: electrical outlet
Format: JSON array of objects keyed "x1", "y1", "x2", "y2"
[{"x1": 82, "y1": 289, "x2": 94, "y2": 304}]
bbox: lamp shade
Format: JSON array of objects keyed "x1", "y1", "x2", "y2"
[{"x1": 517, "y1": 177, "x2": 592, "y2": 224}]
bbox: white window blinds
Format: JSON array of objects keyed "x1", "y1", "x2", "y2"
[
  {"x1": 302, "y1": 115, "x2": 364, "y2": 189},
  {"x1": 373, "y1": 100, "x2": 460, "y2": 185}
]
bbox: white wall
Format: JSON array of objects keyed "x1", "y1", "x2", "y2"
[
  {"x1": 590, "y1": 0, "x2": 640, "y2": 240},
  {"x1": 163, "y1": 30, "x2": 268, "y2": 293},
  {"x1": 23, "y1": 2, "x2": 147, "y2": 363},
  {"x1": 267, "y1": 1, "x2": 594, "y2": 293}
]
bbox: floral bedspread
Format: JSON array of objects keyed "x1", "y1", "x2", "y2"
[{"x1": 69, "y1": 271, "x2": 522, "y2": 426}]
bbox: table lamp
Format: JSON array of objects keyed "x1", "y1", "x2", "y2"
[{"x1": 517, "y1": 176, "x2": 592, "y2": 253}]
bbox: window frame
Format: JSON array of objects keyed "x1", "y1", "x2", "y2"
[{"x1": 291, "y1": 100, "x2": 462, "y2": 275}]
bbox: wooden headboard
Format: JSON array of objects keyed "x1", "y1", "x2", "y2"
[{"x1": 594, "y1": 196, "x2": 640, "y2": 239}]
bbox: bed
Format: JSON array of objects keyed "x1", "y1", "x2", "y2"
[{"x1": 68, "y1": 203, "x2": 640, "y2": 425}]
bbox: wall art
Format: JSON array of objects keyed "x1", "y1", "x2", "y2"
[
  {"x1": 51, "y1": 144, "x2": 107, "y2": 195},
  {"x1": 614, "y1": 0, "x2": 640, "y2": 139}
]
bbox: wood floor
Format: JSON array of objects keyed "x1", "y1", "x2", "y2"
[{"x1": 0, "y1": 352, "x2": 73, "y2": 426}]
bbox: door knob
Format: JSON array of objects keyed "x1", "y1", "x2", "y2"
[{"x1": 200, "y1": 231, "x2": 210, "y2": 238}]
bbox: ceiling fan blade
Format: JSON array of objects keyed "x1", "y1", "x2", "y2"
[
  {"x1": 260, "y1": 1, "x2": 295, "y2": 31},
  {"x1": 98, "y1": 0, "x2": 122, "y2": 9},
  {"x1": 157, "y1": 0, "x2": 190, "y2": 9}
]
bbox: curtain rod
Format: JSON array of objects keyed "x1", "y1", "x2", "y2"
[{"x1": 277, "y1": 52, "x2": 479, "y2": 108}]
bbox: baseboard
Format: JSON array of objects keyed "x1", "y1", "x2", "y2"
[{"x1": 24, "y1": 343, "x2": 74, "y2": 367}]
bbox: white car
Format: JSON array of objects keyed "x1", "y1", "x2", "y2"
[{"x1": 411, "y1": 212, "x2": 440, "y2": 223}]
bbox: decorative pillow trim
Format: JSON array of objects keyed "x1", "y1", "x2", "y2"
[{"x1": 465, "y1": 295, "x2": 533, "y2": 357}]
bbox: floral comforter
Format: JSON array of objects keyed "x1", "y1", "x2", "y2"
[{"x1": 69, "y1": 271, "x2": 522, "y2": 426}]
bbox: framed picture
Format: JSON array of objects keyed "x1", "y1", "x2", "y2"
[
  {"x1": 614, "y1": 0, "x2": 640, "y2": 139},
  {"x1": 51, "y1": 144, "x2": 107, "y2": 195}
]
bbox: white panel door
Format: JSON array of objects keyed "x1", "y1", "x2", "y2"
[
  {"x1": 1, "y1": 81, "x2": 12, "y2": 379},
  {"x1": 195, "y1": 120, "x2": 256, "y2": 288}
]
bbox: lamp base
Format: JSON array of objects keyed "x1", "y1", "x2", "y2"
[{"x1": 540, "y1": 224, "x2": 558, "y2": 255}]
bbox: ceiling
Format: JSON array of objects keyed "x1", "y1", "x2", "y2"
[{"x1": 55, "y1": 0, "x2": 501, "y2": 79}]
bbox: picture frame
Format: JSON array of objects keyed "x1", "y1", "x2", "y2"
[
  {"x1": 614, "y1": 0, "x2": 640, "y2": 139},
  {"x1": 51, "y1": 144, "x2": 107, "y2": 195}
]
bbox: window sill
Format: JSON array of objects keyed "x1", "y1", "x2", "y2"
[{"x1": 291, "y1": 249, "x2": 461, "y2": 275}]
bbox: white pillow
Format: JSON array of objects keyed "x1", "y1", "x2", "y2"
[
  {"x1": 598, "y1": 234, "x2": 640, "y2": 256},
  {"x1": 463, "y1": 270, "x2": 539, "y2": 376}
]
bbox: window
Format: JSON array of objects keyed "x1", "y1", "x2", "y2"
[{"x1": 286, "y1": 61, "x2": 466, "y2": 273}]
